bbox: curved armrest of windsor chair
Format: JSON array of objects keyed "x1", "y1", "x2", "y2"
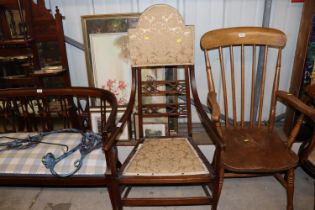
[
  {"x1": 189, "y1": 68, "x2": 225, "y2": 150},
  {"x1": 277, "y1": 90, "x2": 315, "y2": 121},
  {"x1": 207, "y1": 91, "x2": 221, "y2": 122},
  {"x1": 277, "y1": 90, "x2": 315, "y2": 149}
]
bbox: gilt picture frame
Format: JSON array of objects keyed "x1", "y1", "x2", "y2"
[{"x1": 81, "y1": 13, "x2": 140, "y2": 105}]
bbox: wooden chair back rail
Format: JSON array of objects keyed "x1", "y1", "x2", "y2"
[
  {"x1": 0, "y1": 87, "x2": 117, "y2": 133},
  {"x1": 202, "y1": 27, "x2": 285, "y2": 129},
  {"x1": 200, "y1": 27, "x2": 286, "y2": 49},
  {"x1": 136, "y1": 67, "x2": 192, "y2": 139}
]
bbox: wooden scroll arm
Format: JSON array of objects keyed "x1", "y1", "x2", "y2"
[
  {"x1": 103, "y1": 109, "x2": 132, "y2": 176},
  {"x1": 276, "y1": 90, "x2": 315, "y2": 121},
  {"x1": 208, "y1": 91, "x2": 221, "y2": 122},
  {"x1": 104, "y1": 67, "x2": 136, "y2": 152},
  {"x1": 190, "y1": 66, "x2": 225, "y2": 149},
  {"x1": 103, "y1": 68, "x2": 137, "y2": 175}
]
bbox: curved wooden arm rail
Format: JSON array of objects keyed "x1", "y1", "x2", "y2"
[
  {"x1": 201, "y1": 26, "x2": 310, "y2": 210},
  {"x1": 277, "y1": 90, "x2": 315, "y2": 121},
  {"x1": 207, "y1": 91, "x2": 221, "y2": 122}
]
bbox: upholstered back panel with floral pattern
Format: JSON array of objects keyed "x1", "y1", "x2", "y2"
[{"x1": 128, "y1": 4, "x2": 194, "y2": 67}]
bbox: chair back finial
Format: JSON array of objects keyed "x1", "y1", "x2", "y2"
[{"x1": 128, "y1": 4, "x2": 194, "y2": 67}]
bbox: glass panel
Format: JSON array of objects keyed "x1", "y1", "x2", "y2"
[
  {"x1": 37, "y1": 41, "x2": 61, "y2": 68},
  {"x1": 5, "y1": 9, "x2": 26, "y2": 39}
]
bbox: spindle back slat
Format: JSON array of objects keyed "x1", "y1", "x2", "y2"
[
  {"x1": 201, "y1": 27, "x2": 286, "y2": 128},
  {"x1": 250, "y1": 45, "x2": 256, "y2": 128},
  {"x1": 241, "y1": 45, "x2": 245, "y2": 128},
  {"x1": 257, "y1": 46, "x2": 268, "y2": 128},
  {"x1": 229, "y1": 46, "x2": 237, "y2": 127},
  {"x1": 219, "y1": 47, "x2": 229, "y2": 127}
]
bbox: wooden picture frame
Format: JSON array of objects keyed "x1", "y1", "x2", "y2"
[
  {"x1": 143, "y1": 123, "x2": 167, "y2": 137},
  {"x1": 133, "y1": 113, "x2": 168, "y2": 139},
  {"x1": 81, "y1": 13, "x2": 140, "y2": 105},
  {"x1": 90, "y1": 107, "x2": 130, "y2": 141}
]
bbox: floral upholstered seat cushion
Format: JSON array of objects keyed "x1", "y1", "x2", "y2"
[{"x1": 123, "y1": 138, "x2": 208, "y2": 176}]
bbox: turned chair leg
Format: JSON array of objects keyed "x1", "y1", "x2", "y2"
[
  {"x1": 286, "y1": 168, "x2": 295, "y2": 210},
  {"x1": 108, "y1": 178, "x2": 122, "y2": 210},
  {"x1": 212, "y1": 167, "x2": 224, "y2": 210}
]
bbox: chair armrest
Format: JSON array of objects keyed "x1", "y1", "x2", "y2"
[
  {"x1": 104, "y1": 68, "x2": 137, "y2": 152},
  {"x1": 199, "y1": 108, "x2": 225, "y2": 150},
  {"x1": 103, "y1": 107, "x2": 134, "y2": 176},
  {"x1": 276, "y1": 90, "x2": 315, "y2": 121},
  {"x1": 190, "y1": 73, "x2": 225, "y2": 150},
  {"x1": 208, "y1": 91, "x2": 220, "y2": 122},
  {"x1": 103, "y1": 107, "x2": 133, "y2": 152}
]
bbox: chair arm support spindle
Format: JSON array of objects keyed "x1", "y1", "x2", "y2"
[
  {"x1": 208, "y1": 92, "x2": 221, "y2": 122},
  {"x1": 190, "y1": 67, "x2": 225, "y2": 150}
]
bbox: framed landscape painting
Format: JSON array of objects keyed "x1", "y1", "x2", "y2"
[{"x1": 81, "y1": 13, "x2": 140, "y2": 105}]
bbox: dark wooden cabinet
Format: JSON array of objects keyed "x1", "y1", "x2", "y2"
[
  {"x1": 0, "y1": 0, "x2": 70, "y2": 88},
  {"x1": 285, "y1": 0, "x2": 315, "y2": 133}
]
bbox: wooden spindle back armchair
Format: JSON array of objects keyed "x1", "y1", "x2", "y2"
[{"x1": 201, "y1": 27, "x2": 315, "y2": 210}]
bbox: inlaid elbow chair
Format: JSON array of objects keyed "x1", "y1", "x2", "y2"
[
  {"x1": 201, "y1": 27, "x2": 315, "y2": 210},
  {"x1": 103, "y1": 4, "x2": 223, "y2": 210}
]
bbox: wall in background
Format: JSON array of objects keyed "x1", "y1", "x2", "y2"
[{"x1": 44, "y1": 0, "x2": 303, "y2": 122}]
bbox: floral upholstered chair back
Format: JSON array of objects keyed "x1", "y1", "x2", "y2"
[{"x1": 128, "y1": 4, "x2": 194, "y2": 67}]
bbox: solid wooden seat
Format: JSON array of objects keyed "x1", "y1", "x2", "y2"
[
  {"x1": 222, "y1": 127, "x2": 298, "y2": 173},
  {"x1": 201, "y1": 27, "x2": 315, "y2": 210}
]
